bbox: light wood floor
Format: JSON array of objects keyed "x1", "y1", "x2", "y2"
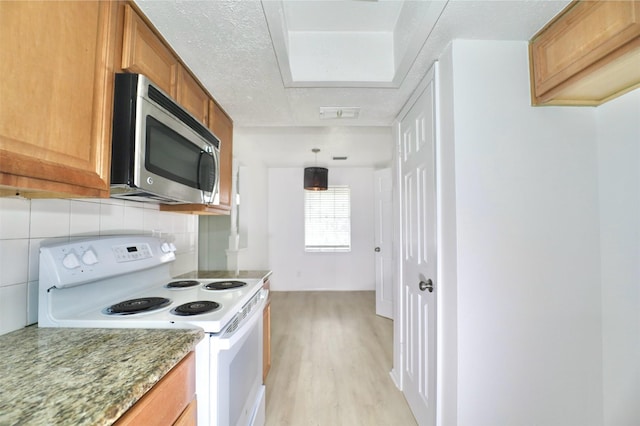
[{"x1": 264, "y1": 291, "x2": 417, "y2": 426}]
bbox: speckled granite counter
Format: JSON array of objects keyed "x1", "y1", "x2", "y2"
[
  {"x1": 0, "y1": 326, "x2": 203, "y2": 426},
  {"x1": 177, "y1": 270, "x2": 272, "y2": 281}
]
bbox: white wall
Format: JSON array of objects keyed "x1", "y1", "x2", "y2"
[
  {"x1": 268, "y1": 167, "x2": 376, "y2": 291},
  {"x1": 597, "y1": 89, "x2": 640, "y2": 426},
  {"x1": 0, "y1": 198, "x2": 198, "y2": 336},
  {"x1": 439, "y1": 40, "x2": 604, "y2": 426},
  {"x1": 232, "y1": 126, "x2": 393, "y2": 281}
]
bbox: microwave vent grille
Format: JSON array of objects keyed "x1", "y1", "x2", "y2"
[{"x1": 147, "y1": 85, "x2": 220, "y2": 149}]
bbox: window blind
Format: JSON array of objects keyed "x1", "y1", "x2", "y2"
[{"x1": 304, "y1": 185, "x2": 351, "y2": 252}]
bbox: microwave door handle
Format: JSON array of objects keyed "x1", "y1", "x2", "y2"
[{"x1": 197, "y1": 151, "x2": 215, "y2": 203}]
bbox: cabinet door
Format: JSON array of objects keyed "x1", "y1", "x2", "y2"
[
  {"x1": 0, "y1": 1, "x2": 118, "y2": 197},
  {"x1": 115, "y1": 352, "x2": 196, "y2": 426},
  {"x1": 263, "y1": 300, "x2": 271, "y2": 382},
  {"x1": 177, "y1": 67, "x2": 210, "y2": 124},
  {"x1": 208, "y1": 101, "x2": 233, "y2": 210},
  {"x1": 121, "y1": 4, "x2": 178, "y2": 97},
  {"x1": 530, "y1": 0, "x2": 640, "y2": 105}
]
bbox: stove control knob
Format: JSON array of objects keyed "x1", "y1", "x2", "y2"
[
  {"x1": 82, "y1": 249, "x2": 98, "y2": 265},
  {"x1": 161, "y1": 242, "x2": 171, "y2": 253},
  {"x1": 169, "y1": 243, "x2": 177, "y2": 252},
  {"x1": 62, "y1": 253, "x2": 80, "y2": 269}
]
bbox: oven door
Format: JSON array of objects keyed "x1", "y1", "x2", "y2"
[{"x1": 197, "y1": 291, "x2": 267, "y2": 426}]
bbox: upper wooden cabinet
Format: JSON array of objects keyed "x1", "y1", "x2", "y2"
[
  {"x1": 209, "y1": 101, "x2": 233, "y2": 211},
  {"x1": 123, "y1": 2, "x2": 233, "y2": 215},
  {"x1": 530, "y1": 0, "x2": 640, "y2": 106},
  {"x1": 121, "y1": 3, "x2": 178, "y2": 97},
  {"x1": 0, "y1": 1, "x2": 119, "y2": 197},
  {"x1": 177, "y1": 67, "x2": 210, "y2": 125}
]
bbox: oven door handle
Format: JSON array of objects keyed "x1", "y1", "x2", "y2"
[{"x1": 215, "y1": 290, "x2": 267, "y2": 350}]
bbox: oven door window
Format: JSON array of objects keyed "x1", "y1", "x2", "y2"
[{"x1": 145, "y1": 116, "x2": 215, "y2": 191}]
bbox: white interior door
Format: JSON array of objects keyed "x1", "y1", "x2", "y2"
[
  {"x1": 400, "y1": 76, "x2": 437, "y2": 425},
  {"x1": 374, "y1": 168, "x2": 393, "y2": 319}
]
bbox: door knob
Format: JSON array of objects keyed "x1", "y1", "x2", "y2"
[
  {"x1": 419, "y1": 279, "x2": 434, "y2": 293},
  {"x1": 374, "y1": 247, "x2": 381, "y2": 252}
]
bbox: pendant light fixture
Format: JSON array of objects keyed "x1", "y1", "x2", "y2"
[{"x1": 304, "y1": 148, "x2": 328, "y2": 191}]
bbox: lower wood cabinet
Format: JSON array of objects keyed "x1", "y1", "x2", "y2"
[
  {"x1": 263, "y1": 279, "x2": 272, "y2": 382},
  {"x1": 173, "y1": 399, "x2": 198, "y2": 426},
  {"x1": 115, "y1": 351, "x2": 196, "y2": 426}
]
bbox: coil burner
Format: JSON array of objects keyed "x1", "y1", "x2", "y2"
[
  {"x1": 105, "y1": 297, "x2": 171, "y2": 315},
  {"x1": 204, "y1": 281, "x2": 247, "y2": 291},
  {"x1": 165, "y1": 280, "x2": 201, "y2": 289},
  {"x1": 171, "y1": 300, "x2": 221, "y2": 316}
]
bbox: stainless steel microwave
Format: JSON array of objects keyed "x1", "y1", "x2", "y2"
[{"x1": 110, "y1": 73, "x2": 220, "y2": 205}]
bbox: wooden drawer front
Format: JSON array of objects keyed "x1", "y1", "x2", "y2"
[
  {"x1": 121, "y1": 4, "x2": 178, "y2": 96},
  {"x1": 174, "y1": 398, "x2": 197, "y2": 426},
  {"x1": 532, "y1": 0, "x2": 640, "y2": 96},
  {"x1": 115, "y1": 352, "x2": 196, "y2": 426}
]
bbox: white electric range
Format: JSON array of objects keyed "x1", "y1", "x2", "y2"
[{"x1": 37, "y1": 235, "x2": 267, "y2": 426}]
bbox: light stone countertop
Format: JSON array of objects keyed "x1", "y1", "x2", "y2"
[
  {"x1": 0, "y1": 326, "x2": 203, "y2": 426},
  {"x1": 176, "y1": 270, "x2": 272, "y2": 281}
]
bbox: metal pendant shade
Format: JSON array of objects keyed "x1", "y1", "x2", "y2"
[
  {"x1": 304, "y1": 167, "x2": 328, "y2": 191},
  {"x1": 304, "y1": 148, "x2": 328, "y2": 191}
]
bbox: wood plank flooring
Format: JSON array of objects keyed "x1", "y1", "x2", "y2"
[{"x1": 264, "y1": 291, "x2": 417, "y2": 426}]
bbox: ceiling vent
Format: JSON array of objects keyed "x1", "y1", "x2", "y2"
[{"x1": 319, "y1": 107, "x2": 360, "y2": 120}]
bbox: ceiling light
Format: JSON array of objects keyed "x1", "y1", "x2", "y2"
[
  {"x1": 332, "y1": 156, "x2": 348, "y2": 160},
  {"x1": 304, "y1": 148, "x2": 328, "y2": 191},
  {"x1": 319, "y1": 106, "x2": 360, "y2": 119}
]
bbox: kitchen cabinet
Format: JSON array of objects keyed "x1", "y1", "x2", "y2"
[
  {"x1": 263, "y1": 279, "x2": 272, "y2": 382},
  {"x1": 177, "y1": 66, "x2": 210, "y2": 125},
  {"x1": 209, "y1": 100, "x2": 234, "y2": 211},
  {"x1": 121, "y1": 3, "x2": 178, "y2": 97},
  {"x1": 530, "y1": 0, "x2": 640, "y2": 105},
  {"x1": 0, "y1": 0, "x2": 119, "y2": 198},
  {"x1": 120, "y1": 2, "x2": 233, "y2": 215},
  {"x1": 116, "y1": 351, "x2": 197, "y2": 426}
]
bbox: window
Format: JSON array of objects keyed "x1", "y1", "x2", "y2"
[{"x1": 304, "y1": 185, "x2": 351, "y2": 252}]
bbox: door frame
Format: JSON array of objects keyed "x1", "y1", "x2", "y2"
[{"x1": 391, "y1": 61, "x2": 447, "y2": 426}]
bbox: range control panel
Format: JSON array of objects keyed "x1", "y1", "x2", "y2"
[
  {"x1": 39, "y1": 236, "x2": 176, "y2": 289},
  {"x1": 112, "y1": 243, "x2": 153, "y2": 262}
]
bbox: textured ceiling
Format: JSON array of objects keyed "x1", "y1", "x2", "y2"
[{"x1": 133, "y1": 0, "x2": 570, "y2": 128}]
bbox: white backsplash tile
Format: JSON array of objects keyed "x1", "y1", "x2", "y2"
[
  {"x1": 0, "y1": 283, "x2": 28, "y2": 334},
  {"x1": 30, "y1": 199, "x2": 71, "y2": 238},
  {"x1": 70, "y1": 200, "x2": 101, "y2": 236},
  {"x1": 123, "y1": 205, "x2": 145, "y2": 233},
  {"x1": 99, "y1": 202, "x2": 125, "y2": 234},
  {"x1": 143, "y1": 208, "x2": 161, "y2": 234},
  {"x1": 0, "y1": 198, "x2": 200, "y2": 335},
  {"x1": 28, "y1": 237, "x2": 67, "y2": 283},
  {"x1": 0, "y1": 197, "x2": 30, "y2": 239},
  {"x1": 0, "y1": 239, "x2": 29, "y2": 287}
]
